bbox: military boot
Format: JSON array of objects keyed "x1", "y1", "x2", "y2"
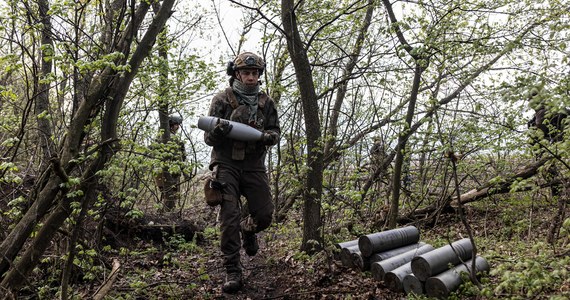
[
  {"x1": 240, "y1": 216, "x2": 259, "y2": 256},
  {"x1": 242, "y1": 232, "x2": 259, "y2": 256},
  {"x1": 222, "y1": 271, "x2": 242, "y2": 293}
]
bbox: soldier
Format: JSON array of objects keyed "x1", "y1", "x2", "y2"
[
  {"x1": 527, "y1": 89, "x2": 567, "y2": 194},
  {"x1": 203, "y1": 52, "x2": 280, "y2": 293},
  {"x1": 154, "y1": 114, "x2": 187, "y2": 211},
  {"x1": 527, "y1": 88, "x2": 568, "y2": 242}
]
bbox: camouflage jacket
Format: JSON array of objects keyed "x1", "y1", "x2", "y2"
[
  {"x1": 528, "y1": 108, "x2": 569, "y2": 143},
  {"x1": 204, "y1": 87, "x2": 280, "y2": 171}
]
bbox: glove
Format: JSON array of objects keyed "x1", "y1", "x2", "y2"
[
  {"x1": 212, "y1": 119, "x2": 233, "y2": 137},
  {"x1": 262, "y1": 131, "x2": 279, "y2": 145}
]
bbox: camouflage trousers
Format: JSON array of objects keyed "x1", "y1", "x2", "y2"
[
  {"x1": 156, "y1": 174, "x2": 181, "y2": 211},
  {"x1": 215, "y1": 164, "x2": 274, "y2": 273}
]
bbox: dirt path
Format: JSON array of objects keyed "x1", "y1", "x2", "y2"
[{"x1": 199, "y1": 232, "x2": 396, "y2": 299}]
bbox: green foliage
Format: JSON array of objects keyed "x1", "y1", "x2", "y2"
[
  {"x1": 491, "y1": 245, "x2": 570, "y2": 298},
  {"x1": 128, "y1": 280, "x2": 148, "y2": 292},
  {"x1": 76, "y1": 52, "x2": 129, "y2": 74},
  {"x1": 0, "y1": 0, "x2": 569, "y2": 298},
  {"x1": 202, "y1": 226, "x2": 219, "y2": 240},
  {"x1": 0, "y1": 161, "x2": 21, "y2": 184},
  {"x1": 73, "y1": 245, "x2": 105, "y2": 281},
  {"x1": 37, "y1": 285, "x2": 59, "y2": 299},
  {"x1": 165, "y1": 234, "x2": 199, "y2": 252},
  {"x1": 120, "y1": 246, "x2": 158, "y2": 258},
  {"x1": 4, "y1": 196, "x2": 24, "y2": 225},
  {"x1": 292, "y1": 247, "x2": 313, "y2": 262},
  {"x1": 124, "y1": 208, "x2": 144, "y2": 219}
]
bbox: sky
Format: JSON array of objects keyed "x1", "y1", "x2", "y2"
[
  {"x1": 178, "y1": 0, "x2": 266, "y2": 66},
  {"x1": 172, "y1": 0, "x2": 268, "y2": 166}
]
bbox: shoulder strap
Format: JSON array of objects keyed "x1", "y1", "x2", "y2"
[
  {"x1": 225, "y1": 87, "x2": 239, "y2": 109},
  {"x1": 258, "y1": 92, "x2": 268, "y2": 109}
]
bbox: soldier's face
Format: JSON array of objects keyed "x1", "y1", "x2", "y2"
[
  {"x1": 170, "y1": 124, "x2": 180, "y2": 133},
  {"x1": 237, "y1": 69, "x2": 260, "y2": 86}
]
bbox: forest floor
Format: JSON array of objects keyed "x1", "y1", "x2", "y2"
[
  {"x1": 15, "y1": 194, "x2": 570, "y2": 300},
  {"x1": 88, "y1": 207, "x2": 399, "y2": 300}
]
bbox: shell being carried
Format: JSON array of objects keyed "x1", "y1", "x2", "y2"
[{"x1": 197, "y1": 116, "x2": 263, "y2": 142}]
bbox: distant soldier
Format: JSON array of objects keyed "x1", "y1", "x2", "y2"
[
  {"x1": 527, "y1": 88, "x2": 568, "y2": 242},
  {"x1": 527, "y1": 89, "x2": 568, "y2": 195},
  {"x1": 370, "y1": 136, "x2": 392, "y2": 206},
  {"x1": 528, "y1": 98, "x2": 567, "y2": 145},
  {"x1": 370, "y1": 136, "x2": 387, "y2": 167},
  {"x1": 154, "y1": 114, "x2": 187, "y2": 211}
]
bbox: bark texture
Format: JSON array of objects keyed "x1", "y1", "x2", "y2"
[{"x1": 281, "y1": 0, "x2": 324, "y2": 253}]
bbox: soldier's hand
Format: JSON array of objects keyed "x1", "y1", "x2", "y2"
[
  {"x1": 212, "y1": 119, "x2": 233, "y2": 137},
  {"x1": 262, "y1": 131, "x2": 279, "y2": 145}
]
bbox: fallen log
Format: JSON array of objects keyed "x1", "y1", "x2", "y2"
[
  {"x1": 103, "y1": 208, "x2": 201, "y2": 246},
  {"x1": 406, "y1": 157, "x2": 551, "y2": 220},
  {"x1": 450, "y1": 157, "x2": 550, "y2": 206},
  {"x1": 93, "y1": 259, "x2": 121, "y2": 300}
]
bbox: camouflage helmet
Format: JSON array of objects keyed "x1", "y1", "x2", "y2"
[
  {"x1": 169, "y1": 114, "x2": 183, "y2": 125},
  {"x1": 227, "y1": 52, "x2": 265, "y2": 76}
]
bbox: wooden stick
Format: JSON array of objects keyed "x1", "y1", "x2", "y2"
[{"x1": 93, "y1": 259, "x2": 121, "y2": 300}]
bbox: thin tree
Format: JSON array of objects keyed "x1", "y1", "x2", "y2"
[
  {"x1": 381, "y1": 0, "x2": 429, "y2": 228},
  {"x1": 281, "y1": 0, "x2": 324, "y2": 253},
  {"x1": 0, "y1": 0, "x2": 176, "y2": 293}
]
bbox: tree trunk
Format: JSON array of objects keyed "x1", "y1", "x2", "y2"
[
  {"x1": 269, "y1": 52, "x2": 288, "y2": 218},
  {"x1": 405, "y1": 157, "x2": 551, "y2": 220},
  {"x1": 0, "y1": 0, "x2": 148, "y2": 279},
  {"x1": 282, "y1": 0, "x2": 324, "y2": 253},
  {"x1": 0, "y1": 173, "x2": 61, "y2": 275},
  {"x1": 35, "y1": 0, "x2": 55, "y2": 169},
  {"x1": 389, "y1": 65, "x2": 424, "y2": 228},
  {"x1": 380, "y1": 0, "x2": 429, "y2": 228},
  {"x1": 156, "y1": 21, "x2": 176, "y2": 211},
  {"x1": 1, "y1": 155, "x2": 104, "y2": 290},
  {"x1": 0, "y1": 0, "x2": 176, "y2": 292},
  {"x1": 450, "y1": 157, "x2": 551, "y2": 205}
]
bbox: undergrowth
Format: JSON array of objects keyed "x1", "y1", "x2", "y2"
[{"x1": 10, "y1": 193, "x2": 570, "y2": 299}]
